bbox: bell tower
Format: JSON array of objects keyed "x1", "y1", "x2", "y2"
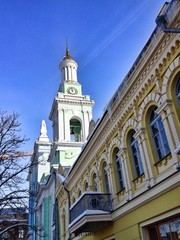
[{"x1": 49, "y1": 44, "x2": 95, "y2": 167}]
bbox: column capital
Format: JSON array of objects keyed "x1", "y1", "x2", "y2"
[
  {"x1": 57, "y1": 107, "x2": 64, "y2": 112},
  {"x1": 156, "y1": 99, "x2": 173, "y2": 115},
  {"x1": 156, "y1": 99, "x2": 176, "y2": 123},
  {"x1": 107, "y1": 163, "x2": 113, "y2": 174},
  {"x1": 117, "y1": 148, "x2": 127, "y2": 158},
  {"x1": 133, "y1": 128, "x2": 147, "y2": 143}
]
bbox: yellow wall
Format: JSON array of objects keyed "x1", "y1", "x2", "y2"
[
  {"x1": 93, "y1": 187, "x2": 179, "y2": 240},
  {"x1": 56, "y1": 3, "x2": 180, "y2": 239}
]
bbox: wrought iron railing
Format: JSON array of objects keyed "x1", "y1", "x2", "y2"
[{"x1": 70, "y1": 192, "x2": 112, "y2": 223}]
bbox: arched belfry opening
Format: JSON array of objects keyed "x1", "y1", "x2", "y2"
[
  {"x1": 70, "y1": 118, "x2": 82, "y2": 142},
  {"x1": 48, "y1": 43, "x2": 95, "y2": 166}
]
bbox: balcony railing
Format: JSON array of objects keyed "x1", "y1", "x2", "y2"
[{"x1": 70, "y1": 192, "x2": 112, "y2": 223}]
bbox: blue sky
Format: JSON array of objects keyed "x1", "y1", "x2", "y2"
[{"x1": 0, "y1": 0, "x2": 166, "y2": 151}]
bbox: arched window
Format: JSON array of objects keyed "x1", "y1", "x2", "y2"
[
  {"x1": 62, "y1": 210, "x2": 66, "y2": 239},
  {"x1": 176, "y1": 77, "x2": 180, "y2": 105},
  {"x1": 150, "y1": 107, "x2": 170, "y2": 161},
  {"x1": 92, "y1": 173, "x2": 97, "y2": 191},
  {"x1": 70, "y1": 119, "x2": 82, "y2": 142},
  {"x1": 84, "y1": 181, "x2": 88, "y2": 191},
  {"x1": 72, "y1": 197, "x2": 75, "y2": 204},
  {"x1": 130, "y1": 131, "x2": 144, "y2": 178},
  {"x1": 53, "y1": 199, "x2": 59, "y2": 239},
  {"x1": 78, "y1": 189, "x2": 81, "y2": 197},
  {"x1": 114, "y1": 148, "x2": 124, "y2": 191},
  {"x1": 102, "y1": 162, "x2": 110, "y2": 193}
]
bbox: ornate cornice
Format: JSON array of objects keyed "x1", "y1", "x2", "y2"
[
  {"x1": 65, "y1": 11, "x2": 180, "y2": 186},
  {"x1": 102, "y1": 38, "x2": 180, "y2": 145},
  {"x1": 77, "y1": 37, "x2": 179, "y2": 173},
  {"x1": 56, "y1": 97, "x2": 95, "y2": 107}
]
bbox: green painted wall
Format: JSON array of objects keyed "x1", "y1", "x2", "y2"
[{"x1": 43, "y1": 197, "x2": 50, "y2": 240}]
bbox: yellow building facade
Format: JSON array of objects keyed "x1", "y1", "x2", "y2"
[{"x1": 56, "y1": 1, "x2": 180, "y2": 239}]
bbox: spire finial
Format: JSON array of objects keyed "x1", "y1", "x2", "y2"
[
  {"x1": 66, "y1": 37, "x2": 70, "y2": 57},
  {"x1": 66, "y1": 37, "x2": 68, "y2": 50}
]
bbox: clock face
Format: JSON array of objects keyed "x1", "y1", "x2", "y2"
[{"x1": 68, "y1": 87, "x2": 77, "y2": 95}]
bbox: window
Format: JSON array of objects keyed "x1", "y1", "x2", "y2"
[
  {"x1": 84, "y1": 181, "x2": 88, "y2": 191},
  {"x1": 115, "y1": 155, "x2": 124, "y2": 190},
  {"x1": 92, "y1": 173, "x2": 97, "y2": 191},
  {"x1": 103, "y1": 162, "x2": 110, "y2": 193},
  {"x1": 176, "y1": 77, "x2": 180, "y2": 105},
  {"x1": 148, "y1": 216, "x2": 180, "y2": 240},
  {"x1": 78, "y1": 189, "x2": 81, "y2": 197},
  {"x1": 18, "y1": 229, "x2": 24, "y2": 238},
  {"x1": 150, "y1": 107, "x2": 170, "y2": 161},
  {"x1": 62, "y1": 210, "x2": 66, "y2": 238},
  {"x1": 130, "y1": 131, "x2": 144, "y2": 178},
  {"x1": 54, "y1": 199, "x2": 59, "y2": 239},
  {"x1": 114, "y1": 148, "x2": 124, "y2": 191},
  {"x1": 70, "y1": 119, "x2": 82, "y2": 142},
  {"x1": 72, "y1": 197, "x2": 75, "y2": 204}
]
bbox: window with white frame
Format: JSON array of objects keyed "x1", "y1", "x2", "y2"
[
  {"x1": 150, "y1": 107, "x2": 170, "y2": 161},
  {"x1": 130, "y1": 131, "x2": 144, "y2": 178}
]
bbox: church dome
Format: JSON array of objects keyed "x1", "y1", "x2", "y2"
[
  {"x1": 63, "y1": 48, "x2": 75, "y2": 61},
  {"x1": 59, "y1": 45, "x2": 78, "y2": 82}
]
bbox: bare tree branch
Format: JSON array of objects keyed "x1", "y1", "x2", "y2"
[
  {"x1": 0, "y1": 110, "x2": 30, "y2": 213},
  {"x1": 0, "y1": 110, "x2": 48, "y2": 238}
]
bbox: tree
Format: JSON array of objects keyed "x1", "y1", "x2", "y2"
[
  {"x1": 0, "y1": 110, "x2": 47, "y2": 239},
  {"x1": 0, "y1": 110, "x2": 31, "y2": 239},
  {"x1": 0, "y1": 110, "x2": 29, "y2": 212}
]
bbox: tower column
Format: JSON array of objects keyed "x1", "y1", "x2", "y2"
[
  {"x1": 49, "y1": 44, "x2": 94, "y2": 166},
  {"x1": 59, "y1": 48, "x2": 78, "y2": 83},
  {"x1": 64, "y1": 109, "x2": 70, "y2": 141},
  {"x1": 58, "y1": 108, "x2": 64, "y2": 141},
  {"x1": 64, "y1": 67, "x2": 67, "y2": 81}
]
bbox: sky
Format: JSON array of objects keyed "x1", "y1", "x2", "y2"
[{"x1": 0, "y1": 0, "x2": 166, "y2": 152}]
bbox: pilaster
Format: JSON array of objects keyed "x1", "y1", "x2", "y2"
[
  {"x1": 57, "y1": 108, "x2": 64, "y2": 141},
  {"x1": 118, "y1": 148, "x2": 133, "y2": 201},
  {"x1": 134, "y1": 128, "x2": 155, "y2": 187},
  {"x1": 157, "y1": 99, "x2": 180, "y2": 168}
]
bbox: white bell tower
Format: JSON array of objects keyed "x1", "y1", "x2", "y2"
[{"x1": 49, "y1": 44, "x2": 95, "y2": 167}]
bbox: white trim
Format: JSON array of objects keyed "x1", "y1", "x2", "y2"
[{"x1": 69, "y1": 210, "x2": 112, "y2": 233}]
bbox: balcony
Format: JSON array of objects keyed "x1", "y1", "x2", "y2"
[{"x1": 69, "y1": 192, "x2": 112, "y2": 236}]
